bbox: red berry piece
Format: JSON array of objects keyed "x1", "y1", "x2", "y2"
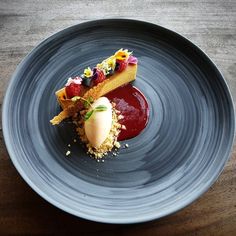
[
  {"x1": 65, "y1": 76, "x2": 82, "y2": 99},
  {"x1": 93, "y1": 69, "x2": 105, "y2": 86},
  {"x1": 116, "y1": 59, "x2": 128, "y2": 72}
]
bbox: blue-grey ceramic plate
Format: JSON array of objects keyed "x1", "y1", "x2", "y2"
[{"x1": 2, "y1": 19, "x2": 235, "y2": 223}]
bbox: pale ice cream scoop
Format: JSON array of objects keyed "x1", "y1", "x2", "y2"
[{"x1": 84, "y1": 97, "x2": 112, "y2": 148}]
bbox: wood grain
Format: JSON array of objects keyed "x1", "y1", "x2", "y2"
[{"x1": 0, "y1": 0, "x2": 235, "y2": 235}]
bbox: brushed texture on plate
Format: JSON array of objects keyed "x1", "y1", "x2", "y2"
[{"x1": 2, "y1": 19, "x2": 235, "y2": 223}]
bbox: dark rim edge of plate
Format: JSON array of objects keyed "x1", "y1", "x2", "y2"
[{"x1": 2, "y1": 19, "x2": 235, "y2": 224}]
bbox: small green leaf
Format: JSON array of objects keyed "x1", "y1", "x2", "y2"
[
  {"x1": 84, "y1": 110, "x2": 94, "y2": 121},
  {"x1": 88, "y1": 96, "x2": 94, "y2": 103},
  {"x1": 83, "y1": 100, "x2": 90, "y2": 109},
  {"x1": 83, "y1": 96, "x2": 93, "y2": 108},
  {"x1": 94, "y1": 105, "x2": 107, "y2": 112},
  {"x1": 84, "y1": 104, "x2": 107, "y2": 121}
]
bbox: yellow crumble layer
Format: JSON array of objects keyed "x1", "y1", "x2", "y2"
[{"x1": 74, "y1": 103, "x2": 122, "y2": 159}]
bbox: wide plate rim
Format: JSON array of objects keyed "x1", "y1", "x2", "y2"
[{"x1": 2, "y1": 19, "x2": 235, "y2": 224}]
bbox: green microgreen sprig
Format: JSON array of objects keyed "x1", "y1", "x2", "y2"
[
  {"x1": 71, "y1": 96, "x2": 107, "y2": 121},
  {"x1": 84, "y1": 105, "x2": 107, "y2": 121},
  {"x1": 71, "y1": 96, "x2": 93, "y2": 108}
]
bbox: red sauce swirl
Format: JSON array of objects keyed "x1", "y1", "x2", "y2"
[{"x1": 106, "y1": 84, "x2": 149, "y2": 141}]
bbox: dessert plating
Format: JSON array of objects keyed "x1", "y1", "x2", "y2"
[{"x1": 50, "y1": 49, "x2": 149, "y2": 159}]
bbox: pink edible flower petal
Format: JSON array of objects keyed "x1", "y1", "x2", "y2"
[
  {"x1": 65, "y1": 76, "x2": 82, "y2": 86},
  {"x1": 128, "y1": 55, "x2": 138, "y2": 64}
]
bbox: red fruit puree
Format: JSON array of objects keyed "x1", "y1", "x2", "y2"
[{"x1": 106, "y1": 84, "x2": 149, "y2": 141}]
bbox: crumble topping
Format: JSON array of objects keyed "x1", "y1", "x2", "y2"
[{"x1": 74, "y1": 103, "x2": 122, "y2": 159}]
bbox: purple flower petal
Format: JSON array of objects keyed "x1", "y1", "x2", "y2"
[
  {"x1": 65, "y1": 76, "x2": 82, "y2": 86},
  {"x1": 92, "y1": 68, "x2": 98, "y2": 79},
  {"x1": 128, "y1": 55, "x2": 138, "y2": 64}
]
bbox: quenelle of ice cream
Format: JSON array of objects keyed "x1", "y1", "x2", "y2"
[{"x1": 84, "y1": 97, "x2": 112, "y2": 148}]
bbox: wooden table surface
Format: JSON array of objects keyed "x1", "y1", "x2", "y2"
[{"x1": 0, "y1": 1, "x2": 235, "y2": 235}]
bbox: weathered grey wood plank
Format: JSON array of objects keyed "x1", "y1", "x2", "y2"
[{"x1": 0, "y1": 0, "x2": 235, "y2": 235}]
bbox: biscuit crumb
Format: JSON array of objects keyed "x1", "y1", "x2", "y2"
[
  {"x1": 75, "y1": 106, "x2": 121, "y2": 159},
  {"x1": 66, "y1": 150, "x2": 71, "y2": 156},
  {"x1": 121, "y1": 125, "x2": 126, "y2": 130},
  {"x1": 118, "y1": 114, "x2": 124, "y2": 120},
  {"x1": 114, "y1": 141, "x2": 121, "y2": 148}
]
